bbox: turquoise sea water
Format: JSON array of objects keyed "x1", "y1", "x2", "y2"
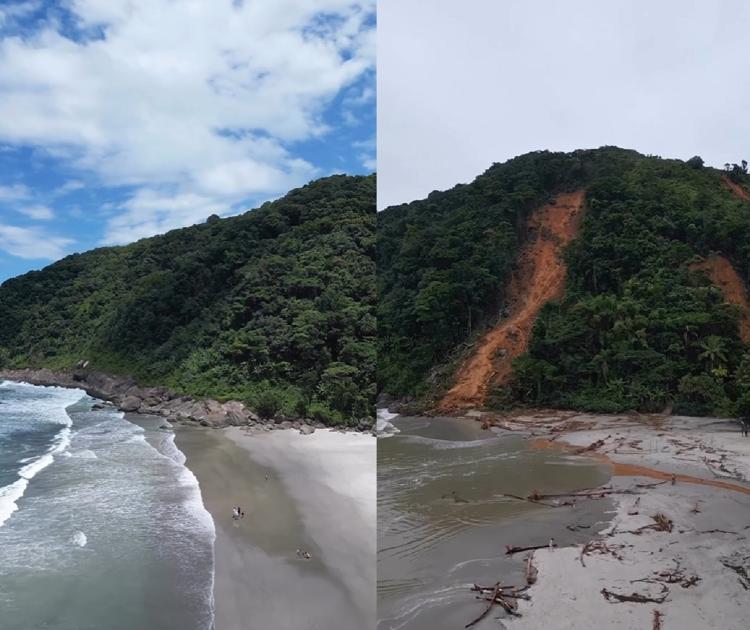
[{"x1": 0, "y1": 381, "x2": 215, "y2": 630}]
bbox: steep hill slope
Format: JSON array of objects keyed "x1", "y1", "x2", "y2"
[
  {"x1": 378, "y1": 148, "x2": 750, "y2": 417},
  {"x1": 690, "y1": 255, "x2": 750, "y2": 343},
  {"x1": 0, "y1": 175, "x2": 375, "y2": 426},
  {"x1": 439, "y1": 190, "x2": 585, "y2": 410}
]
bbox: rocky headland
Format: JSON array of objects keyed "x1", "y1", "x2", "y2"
[{"x1": 0, "y1": 368, "x2": 372, "y2": 433}]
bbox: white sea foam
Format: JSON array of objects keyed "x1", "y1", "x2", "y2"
[
  {"x1": 19, "y1": 453, "x2": 55, "y2": 480},
  {"x1": 0, "y1": 478, "x2": 28, "y2": 527},
  {"x1": 377, "y1": 408, "x2": 400, "y2": 436},
  {"x1": 152, "y1": 430, "x2": 215, "y2": 535},
  {"x1": 72, "y1": 531, "x2": 87, "y2": 547},
  {"x1": 51, "y1": 427, "x2": 72, "y2": 454},
  {"x1": 159, "y1": 430, "x2": 186, "y2": 466},
  {"x1": 0, "y1": 383, "x2": 83, "y2": 528}
]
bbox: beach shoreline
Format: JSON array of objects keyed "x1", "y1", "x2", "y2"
[
  {"x1": 177, "y1": 425, "x2": 376, "y2": 630},
  {"x1": 467, "y1": 412, "x2": 750, "y2": 629}
]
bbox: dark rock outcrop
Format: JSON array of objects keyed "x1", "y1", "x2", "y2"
[
  {"x1": 0, "y1": 368, "x2": 260, "y2": 429},
  {"x1": 0, "y1": 367, "x2": 373, "y2": 433}
]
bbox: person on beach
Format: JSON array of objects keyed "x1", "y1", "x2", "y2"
[
  {"x1": 548, "y1": 537, "x2": 555, "y2": 550},
  {"x1": 671, "y1": 473, "x2": 676, "y2": 485}
]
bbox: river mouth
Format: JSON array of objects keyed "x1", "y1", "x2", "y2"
[{"x1": 377, "y1": 415, "x2": 613, "y2": 630}]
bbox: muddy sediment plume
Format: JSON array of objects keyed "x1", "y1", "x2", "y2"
[{"x1": 377, "y1": 415, "x2": 612, "y2": 630}]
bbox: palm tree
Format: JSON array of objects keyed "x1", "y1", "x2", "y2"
[{"x1": 698, "y1": 335, "x2": 727, "y2": 372}]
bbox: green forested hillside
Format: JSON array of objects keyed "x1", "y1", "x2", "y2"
[
  {"x1": 0, "y1": 174, "x2": 375, "y2": 426},
  {"x1": 378, "y1": 148, "x2": 750, "y2": 416}
]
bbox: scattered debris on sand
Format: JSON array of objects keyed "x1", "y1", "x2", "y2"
[{"x1": 460, "y1": 412, "x2": 750, "y2": 629}]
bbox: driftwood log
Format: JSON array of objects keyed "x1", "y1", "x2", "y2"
[
  {"x1": 505, "y1": 543, "x2": 555, "y2": 556},
  {"x1": 600, "y1": 584, "x2": 669, "y2": 604},
  {"x1": 465, "y1": 584, "x2": 501, "y2": 628},
  {"x1": 466, "y1": 583, "x2": 526, "y2": 627}
]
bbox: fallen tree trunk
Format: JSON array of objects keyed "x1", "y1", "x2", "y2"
[
  {"x1": 600, "y1": 584, "x2": 669, "y2": 604},
  {"x1": 499, "y1": 493, "x2": 564, "y2": 508},
  {"x1": 506, "y1": 543, "x2": 554, "y2": 556}
]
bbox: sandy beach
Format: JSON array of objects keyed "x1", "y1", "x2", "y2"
[
  {"x1": 480, "y1": 412, "x2": 750, "y2": 630},
  {"x1": 177, "y1": 426, "x2": 376, "y2": 630}
]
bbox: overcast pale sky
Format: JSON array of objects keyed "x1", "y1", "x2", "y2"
[{"x1": 377, "y1": 0, "x2": 750, "y2": 209}]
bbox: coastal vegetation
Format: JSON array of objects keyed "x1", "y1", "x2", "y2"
[
  {"x1": 0, "y1": 175, "x2": 376, "y2": 426},
  {"x1": 378, "y1": 147, "x2": 750, "y2": 416}
]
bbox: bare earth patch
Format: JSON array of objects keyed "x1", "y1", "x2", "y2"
[
  {"x1": 691, "y1": 254, "x2": 750, "y2": 342},
  {"x1": 439, "y1": 191, "x2": 585, "y2": 412}
]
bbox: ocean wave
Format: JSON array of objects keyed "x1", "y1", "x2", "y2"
[
  {"x1": 19, "y1": 453, "x2": 55, "y2": 480},
  {"x1": 0, "y1": 478, "x2": 28, "y2": 527},
  {"x1": 0, "y1": 383, "x2": 81, "y2": 528},
  {"x1": 377, "y1": 408, "x2": 399, "y2": 422},
  {"x1": 376, "y1": 408, "x2": 400, "y2": 436}
]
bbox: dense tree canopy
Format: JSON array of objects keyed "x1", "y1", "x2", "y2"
[
  {"x1": 378, "y1": 147, "x2": 750, "y2": 417},
  {"x1": 0, "y1": 175, "x2": 376, "y2": 426}
]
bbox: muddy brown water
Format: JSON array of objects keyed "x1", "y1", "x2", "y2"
[{"x1": 377, "y1": 416, "x2": 613, "y2": 630}]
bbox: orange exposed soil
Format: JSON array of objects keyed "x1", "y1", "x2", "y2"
[
  {"x1": 532, "y1": 438, "x2": 750, "y2": 496},
  {"x1": 691, "y1": 254, "x2": 750, "y2": 342},
  {"x1": 722, "y1": 174, "x2": 750, "y2": 201},
  {"x1": 439, "y1": 190, "x2": 585, "y2": 412},
  {"x1": 609, "y1": 462, "x2": 750, "y2": 494}
]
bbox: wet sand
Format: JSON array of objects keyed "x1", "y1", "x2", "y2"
[
  {"x1": 177, "y1": 426, "x2": 376, "y2": 630},
  {"x1": 499, "y1": 413, "x2": 750, "y2": 629}
]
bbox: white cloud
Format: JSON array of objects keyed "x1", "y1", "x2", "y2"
[
  {"x1": 18, "y1": 204, "x2": 54, "y2": 220},
  {"x1": 0, "y1": 223, "x2": 72, "y2": 259},
  {"x1": 53, "y1": 179, "x2": 85, "y2": 196},
  {"x1": 0, "y1": 183, "x2": 30, "y2": 201},
  {"x1": 353, "y1": 138, "x2": 375, "y2": 171},
  {"x1": 0, "y1": 0, "x2": 375, "y2": 243}
]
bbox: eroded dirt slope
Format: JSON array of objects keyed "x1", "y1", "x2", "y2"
[
  {"x1": 439, "y1": 190, "x2": 585, "y2": 411},
  {"x1": 691, "y1": 254, "x2": 750, "y2": 343},
  {"x1": 722, "y1": 174, "x2": 750, "y2": 201}
]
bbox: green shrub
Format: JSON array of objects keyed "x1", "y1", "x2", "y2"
[
  {"x1": 307, "y1": 402, "x2": 343, "y2": 425},
  {"x1": 255, "y1": 390, "x2": 282, "y2": 420}
]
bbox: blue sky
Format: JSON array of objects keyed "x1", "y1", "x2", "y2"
[{"x1": 0, "y1": 0, "x2": 375, "y2": 282}]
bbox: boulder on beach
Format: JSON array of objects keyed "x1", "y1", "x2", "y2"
[{"x1": 119, "y1": 396, "x2": 142, "y2": 412}]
